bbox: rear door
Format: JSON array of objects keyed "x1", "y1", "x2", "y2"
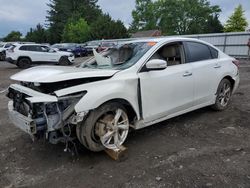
[{"x1": 183, "y1": 41, "x2": 220, "y2": 106}]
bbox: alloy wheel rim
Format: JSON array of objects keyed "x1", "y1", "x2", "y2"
[
  {"x1": 218, "y1": 82, "x2": 231, "y2": 107},
  {"x1": 95, "y1": 108, "x2": 129, "y2": 150}
]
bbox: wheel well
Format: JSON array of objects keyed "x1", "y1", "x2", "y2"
[
  {"x1": 101, "y1": 99, "x2": 138, "y2": 123},
  {"x1": 60, "y1": 55, "x2": 68, "y2": 59},
  {"x1": 17, "y1": 56, "x2": 32, "y2": 63},
  {"x1": 223, "y1": 76, "x2": 235, "y2": 88}
]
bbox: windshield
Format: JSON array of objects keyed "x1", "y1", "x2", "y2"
[
  {"x1": 0, "y1": 44, "x2": 4, "y2": 48},
  {"x1": 80, "y1": 42, "x2": 156, "y2": 70},
  {"x1": 41, "y1": 46, "x2": 51, "y2": 52},
  {"x1": 5, "y1": 43, "x2": 12, "y2": 48}
]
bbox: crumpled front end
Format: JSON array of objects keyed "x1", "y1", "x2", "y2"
[{"x1": 7, "y1": 84, "x2": 87, "y2": 144}]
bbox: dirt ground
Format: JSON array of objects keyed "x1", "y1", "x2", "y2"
[{"x1": 0, "y1": 59, "x2": 250, "y2": 188}]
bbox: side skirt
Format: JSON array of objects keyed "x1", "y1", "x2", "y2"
[{"x1": 133, "y1": 101, "x2": 214, "y2": 130}]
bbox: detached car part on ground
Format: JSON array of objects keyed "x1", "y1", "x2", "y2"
[{"x1": 6, "y1": 37, "x2": 240, "y2": 152}]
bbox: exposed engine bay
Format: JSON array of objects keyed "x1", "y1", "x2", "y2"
[
  {"x1": 20, "y1": 77, "x2": 110, "y2": 94},
  {"x1": 6, "y1": 80, "x2": 91, "y2": 155},
  {"x1": 6, "y1": 61, "x2": 122, "y2": 154}
]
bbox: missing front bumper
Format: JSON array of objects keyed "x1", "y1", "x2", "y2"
[{"x1": 8, "y1": 101, "x2": 37, "y2": 135}]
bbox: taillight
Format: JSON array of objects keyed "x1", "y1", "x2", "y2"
[{"x1": 232, "y1": 60, "x2": 240, "y2": 68}]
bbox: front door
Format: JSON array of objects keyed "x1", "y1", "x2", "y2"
[{"x1": 138, "y1": 42, "x2": 194, "y2": 123}]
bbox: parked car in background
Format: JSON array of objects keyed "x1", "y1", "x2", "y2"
[
  {"x1": 41, "y1": 43, "x2": 51, "y2": 47},
  {"x1": 56, "y1": 43, "x2": 87, "y2": 57},
  {"x1": 6, "y1": 44, "x2": 74, "y2": 68},
  {"x1": 0, "y1": 42, "x2": 13, "y2": 61},
  {"x1": 83, "y1": 40, "x2": 100, "y2": 54},
  {"x1": 50, "y1": 43, "x2": 63, "y2": 50},
  {"x1": 97, "y1": 42, "x2": 117, "y2": 52},
  {"x1": 6, "y1": 37, "x2": 239, "y2": 152}
]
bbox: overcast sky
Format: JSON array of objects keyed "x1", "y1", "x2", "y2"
[{"x1": 0, "y1": 0, "x2": 249, "y2": 38}]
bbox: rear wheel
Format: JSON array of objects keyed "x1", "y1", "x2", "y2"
[
  {"x1": 77, "y1": 102, "x2": 130, "y2": 152},
  {"x1": 212, "y1": 79, "x2": 232, "y2": 111},
  {"x1": 17, "y1": 58, "x2": 31, "y2": 69}
]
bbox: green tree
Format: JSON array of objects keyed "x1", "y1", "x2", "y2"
[
  {"x1": 25, "y1": 24, "x2": 48, "y2": 43},
  {"x1": 203, "y1": 14, "x2": 224, "y2": 33},
  {"x1": 4, "y1": 31, "x2": 22, "y2": 42},
  {"x1": 90, "y1": 14, "x2": 129, "y2": 39},
  {"x1": 158, "y1": 0, "x2": 221, "y2": 35},
  {"x1": 224, "y1": 4, "x2": 248, "y2": 32},
  {"x1": 62, "y1": 18, "x2": 90, "y2": 43},
  {"x1": 130, "y1": 0, "x2": 222, "y2": 35},
  {"x1": 130, "y1": 0, "x2": 159, "y2": 31},
  {"x1": 46, "y1": 0, "x2": 102, "y2": 43}
]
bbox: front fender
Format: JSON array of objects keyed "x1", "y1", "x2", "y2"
[{"x1": 55, "y1": 78, "x2": 140, "y2": 118}]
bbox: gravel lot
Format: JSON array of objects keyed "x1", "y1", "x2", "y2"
[{"x1": 0, "y1": 59, "x2": 250, "y2": 188}]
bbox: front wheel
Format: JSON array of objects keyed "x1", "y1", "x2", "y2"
[
  {"x1": 212, "y1": 79, "x2": 232, "y2": 111},
  {"x1": 76, "y1": 102, "x2": 130, "y2": 152},
  {"x1": 59, "y1": 56, "x2": 70, "y2": 65}
]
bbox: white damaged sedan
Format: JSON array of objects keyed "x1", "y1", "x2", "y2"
[{"x1": 7, "y1": 37, "x2": 239, "y2": 152}]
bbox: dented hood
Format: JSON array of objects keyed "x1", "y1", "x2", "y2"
[{"x1": 11, "y1": 66, "x2": 119, "y2": 83}]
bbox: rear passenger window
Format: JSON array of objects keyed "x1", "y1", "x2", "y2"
[
  {"x1": 185, "y1": 42, "x2": 212, "y2": 63},
  {"x1": 209, "y1": 46, "x2": 218, "y2": 59},
  {"x1": 25, "y1": 45, "x2": 39, "y2": 51}
]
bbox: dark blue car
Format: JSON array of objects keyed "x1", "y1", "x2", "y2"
[{"x1": 52, "y1": 43, "x2": 88, "y2": 57}]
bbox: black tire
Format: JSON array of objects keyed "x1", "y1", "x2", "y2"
[
  {"x1": 0, "y1": 52, "x2": 5, "y2": 61},
  {"x1": 211, "y1": 79, "x2": 232, "y2": 111},
  {"x1": 81, "y1": 51, "x2": 87, "y2": 57},
  {"x1": 17, "y1": 58, "x2": 31, "y2": 69},
  {"x1": 59, "y1": 56, "x2": 70, "y2": 65},
  {"x1": 76, "y1": 102, "x2": 128, "y2": 152}
]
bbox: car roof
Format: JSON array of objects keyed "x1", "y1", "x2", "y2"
[
  {"x1": 116, "y1": 37, "x2": 214, "y2": 48},
  {"x1": 126, "y1": 37, "x2": 202, "y2": 43},
  {"x1": 15, "y1": 43, "x2": 45, "y2": 47}
]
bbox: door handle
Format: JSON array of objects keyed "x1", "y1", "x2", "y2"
[
  {"x1": 214, "y1": 64, "x2": 221, "y2": 68},
  {"x1": 183, "y1": 71, "x2": 192, "y2": 77}
]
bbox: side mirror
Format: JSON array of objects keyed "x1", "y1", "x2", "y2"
[{"x1": 145, "y1": 59, "x2": 167, "y2": 71}]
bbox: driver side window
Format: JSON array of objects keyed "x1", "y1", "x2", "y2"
[
  {"x1": 41, "y1": 46, "x2": 50, "y2": 52},
  {"x1": 149, "y1": 42, "x2": 185, "y2": 66}
]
